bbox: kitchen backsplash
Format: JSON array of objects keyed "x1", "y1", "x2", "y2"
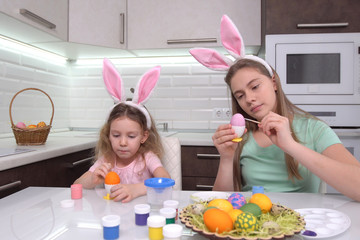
[{"x1": 0, "y1": 44, "x2": 232, "y2": 134}]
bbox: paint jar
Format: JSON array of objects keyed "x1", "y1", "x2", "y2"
[
  {"x1": 252, "y1": 186, "x2": 264, "y2": 195},
  {"x1": 163, "y1": 200, "x2": 179, "y2": 221},
  {"x1": 102, "y1": 215, "x2": 120, "y2": 240},
  {"x1": 145, "y1": 178, "x2": 175, "y2": 210},
  {"x1": 160, "y1": 207, "x2": 176, "y2": 224},
  {"x1": 147, "y1": 215, "x2": 166, "y2": 240},
  {"x1": 163, "y1": 224, "x2": 183, "y2": 240},
  {"x1": 134, "y1": 204, "x2": 150, "y2": 226},
  {"x1": 71, "y1": 184, "x2": 82, "y2": 199}
]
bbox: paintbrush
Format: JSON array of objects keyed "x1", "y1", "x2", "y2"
[{"x1": 244, "y1": 118, "x2": 260, "y2": 124}]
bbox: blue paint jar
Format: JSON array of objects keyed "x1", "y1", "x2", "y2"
[
  {"x1": 134, "y1": 204, "x2": 150, "y2": 226},
  {"x1": 252, "y1": 186, "x2": 264, "y2": 194},
  {"x1": 102, "y1": 215, "x2": 120, "y2": 240}
]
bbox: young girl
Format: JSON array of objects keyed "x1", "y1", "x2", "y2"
[
  {"x1": 190, "y1": 15, "x2": 360, "y2": 201},
  {"x1": 74, "y1": 59, "x2": 170, "y2": 203}
]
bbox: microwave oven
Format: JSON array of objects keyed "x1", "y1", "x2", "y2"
[{"x1": 265, "y1": 33, "x2": 360, "y2": 127}]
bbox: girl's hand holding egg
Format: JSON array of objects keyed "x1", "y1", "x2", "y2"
[
  {"x1": 230, "y1": 113, "x2": 245, "y2": 142},
  {"x1": 104, "y1": 171, "x2": 121, "y2": 200}
]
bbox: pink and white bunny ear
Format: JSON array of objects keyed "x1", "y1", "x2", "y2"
[
  {"x1": 132, "y1": 66, "x2": 161, "y2": 105},
  {"x1": 103, "y1": 58, "x2": 125, "y2": 102},
  {"x1": 189, "y1": 48, "x2": 233, "y2": 71},
  {"x1": 221, "y1": 15, "x2": 245, "y2": 59}
]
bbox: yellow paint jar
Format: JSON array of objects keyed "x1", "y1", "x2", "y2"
[{"x1": 147, "y1": 215, "x2": 166, "y2": 240}]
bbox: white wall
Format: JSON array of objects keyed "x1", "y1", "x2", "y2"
[
  {"x1": 0, "y1": 44, "x2": 232, "y2": 134},
  {"x1": 0, "y1": 44, "x2": 71, "y2": 134}
]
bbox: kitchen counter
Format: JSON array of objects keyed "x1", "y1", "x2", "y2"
[
  {"x1": 0, "y1": 129, "x2": 215, "y2": 172},
  {"x1": 0, "y1": 131, "x2": 97, "y2": 171}
]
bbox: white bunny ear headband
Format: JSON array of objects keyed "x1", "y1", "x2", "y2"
[
  {"x1": 103, "y1": 58, "x2": 160, "y2": 129},
  {"x1": 189, "y1": 15, "x2": 273, "y2": 76}
]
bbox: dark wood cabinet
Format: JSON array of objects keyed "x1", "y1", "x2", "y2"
[
  {"x1": 181, "y1": 146, "x2": 220, "y2": 191},
  {"x1": 0, "y1": 148, "x2": 94, "y2": 199},
  {"x1": 265, "y1": 0, "x2": 360, "y2": 34}
]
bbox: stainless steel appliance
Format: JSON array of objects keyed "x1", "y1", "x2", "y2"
[
  {"x1": 266, "y1": 33, "x2": 360, "y2": 194},
  {"x1": 266, "y1": 33, "x2": 360, "y2": 127}
]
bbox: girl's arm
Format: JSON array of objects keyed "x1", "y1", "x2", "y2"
[
  {"x1": 110, "y1": 167, "x2": 170, "y2": 203},
  {"x1": 261, "y1": 111, "x2": 360, "y2": 201},
  {"x1": 74, "y1": 162, "x2": 111, "y2": 189},
  {"x1": 153, "y1": 166, "x2": 171, "y2": 178},
  {"x1": 285, "y1": 141, "x2": 360, "y2": 201},
  {"x1": 212, "y1": 124, "x2": 239, "y2": 191}
]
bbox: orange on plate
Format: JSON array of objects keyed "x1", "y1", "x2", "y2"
[
  {"x1": 207, "y1": 199, "x2": 233, "y2": 213},
  {"x1": 203, "y1": 208, "x2": 233, "y2": 233},
  {"x1": 249, "y1": 193, "x2": 272, "y2": 213},
  {"x1": 105, "y1": 171, "x2": 120, "y2": 185}
]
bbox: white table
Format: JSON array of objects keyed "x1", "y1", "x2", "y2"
[{"x1": 0, "y1": 187, "x2": 358, "y2": 240}]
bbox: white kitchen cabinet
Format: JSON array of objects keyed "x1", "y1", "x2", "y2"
[
  {"x1": 127, "y1": 0, "x2": 261, "y2": 50},
  {"x1": 68, "y1": 0, "x2": 127, "y2": 49},
  {"x1": 0, "y1": 0, "x2": 68, "y2": 41}
]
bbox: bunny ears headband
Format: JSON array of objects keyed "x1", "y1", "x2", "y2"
[
  {"x1": 103, "y1": 58, "x2": 160, "y2": 129},
  {"x1": 189, "y1": 15, "x2": 273, "y2": 77}
]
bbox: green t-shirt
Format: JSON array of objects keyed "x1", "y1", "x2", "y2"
[{"x1": 241, "y1": 116, "x2": 341, "y2": 193}]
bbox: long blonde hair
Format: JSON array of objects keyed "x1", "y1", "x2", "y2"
[
  {"x1": 225, "y1": 59, "x2": 316, "y2": 190},
  {"x1": 95, "y1": 103, "x2": 163, "y2": 166}
]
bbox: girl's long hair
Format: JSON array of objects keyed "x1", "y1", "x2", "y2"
[
  {"x1": 94, "y1": 103, "x2": 164, "y2": 166},
  {"x1": 225, "y1": 59, "x2": 317, "y2": 191}
]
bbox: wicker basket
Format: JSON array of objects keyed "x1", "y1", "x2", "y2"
[{"x1": 9, "y1": 88, "x2": 54, "y2": 146}]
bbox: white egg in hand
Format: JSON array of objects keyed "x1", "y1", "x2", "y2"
[{"x1": 230, "y1": 113, "x2": 245, "y2": 142}]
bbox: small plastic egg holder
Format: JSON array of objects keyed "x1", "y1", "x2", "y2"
[{"x1": 145, "y1": 178, "x2": 175, "y2": 209}]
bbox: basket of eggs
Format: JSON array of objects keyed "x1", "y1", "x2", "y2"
[{"x1": 9, "y1": 88, "x2": 54, "y2": 146}]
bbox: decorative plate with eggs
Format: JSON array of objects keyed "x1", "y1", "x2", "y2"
[{"x1": 179, "y1": 193, "x2": 306, "y2": 240}]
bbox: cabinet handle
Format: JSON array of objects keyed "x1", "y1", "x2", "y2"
[
  {"x1": 68, "y1": 156, "x2": 94, "y2": 168},
  {"x1": 0, "y1": 180, "x2": 21, "y2": 192},
  {"x1": 167, "y1": 38, "x2": 217, "y2": 45},
  {"x1": 19, "y1": 9, "x2": 56, "y2": 29},
  {"x1": 120, "y1": 13, "x2": 125, "y2": 44},
  {"x1": 297, "y1": 22, "x2": 349, "y2": 28},
  {"x1": 196, "y1": 184, "x2": 213, "y2": 189},
  {"x1": 197, "y1": 153, "x2": 220, "y2": 159}
]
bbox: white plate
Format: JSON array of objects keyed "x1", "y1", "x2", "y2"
[
  {"x1": 295, "y1": 208, "x2": 351, "y2": 239},
  {"x1": 190, "y1": 191, "x2": 230, "y2": 202}
]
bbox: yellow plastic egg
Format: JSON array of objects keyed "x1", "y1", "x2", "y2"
[{"x1": 37, "y1": 121, "x2": 46, "y2": 127}]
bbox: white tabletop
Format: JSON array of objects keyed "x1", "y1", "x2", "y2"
[{"x1": 0, "y1": 187, "x2": 358, "y2": 240}]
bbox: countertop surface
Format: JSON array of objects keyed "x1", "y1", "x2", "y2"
[
  {"x1": 0, "y1": 129, "x2": 215, "y2": 171},
  {"x1": 0, "y1": 187, "x2": 358, "y2": 240}
]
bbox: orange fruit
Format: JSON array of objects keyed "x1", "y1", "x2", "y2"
[
  {"x1": 228, "y1": 209, "x2": 243, "y2": 223},
  {"x1": 203, "y1": 208, "x2": 233, "y2": 233},
  {"x1": 207, "y1": 199, "x2": 233, "y2": 213},
  {"x1": 249, "y1": 193, "x2": 272, "y2": 213},
  {"x1": 104, "y1": 171, "x2": 120, "y2": 185}
]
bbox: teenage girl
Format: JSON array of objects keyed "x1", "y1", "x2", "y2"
[{"x1": 190, "y1": 15, "x2": 360, "y2": 201}]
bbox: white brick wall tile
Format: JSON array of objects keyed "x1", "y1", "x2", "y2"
[
  {"x1": 190, "y1": 86, "x2": 228, "y2": 98},
  {"x1": 0, "y1": 47, "x2": 20, "y2": 65},
  {"x1": 210, "y1": 74, "x2": 227, "y2": 85},
  {"x1": 173, "y1": 98, "x2": 210, "y2": 109},
  {"x1": 21, "y1": 54, "x2": 50, "y2": 71},
  {"x1": 153, "y1": 87, "x2": 190, "y2": 98},
  {"x1": 191, "y1": 110, "x2": 213, "y2": 120},
  {"x1": 173, "y1": 121, "x2": 210, "y2": 129},
  {"x1": 147, "y1": 99, "x2": 173, "y2": 109},
  {"x1": 5, "y1": 64, "x2": 35, "y2": 81},
  {"x1": 173, "y1": 75, "x2": 210, "y2": 86},
  {"x1": 154, "y1": 110, "x2": 190, "y2": 120}
]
